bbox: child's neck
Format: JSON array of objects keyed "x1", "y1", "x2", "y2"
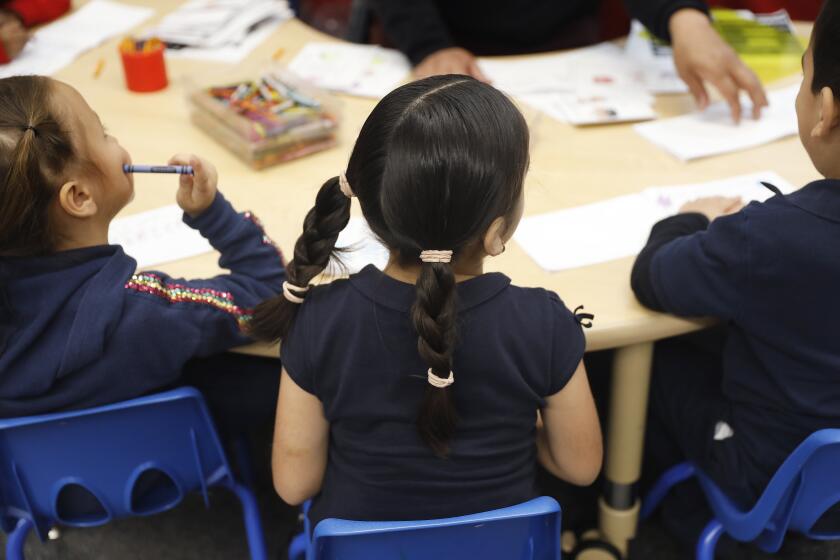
[
  {"x1": 383, "y1": 251, "x2": 485, "y2": 284},
  {"x1": 53, "y1": 220, "x2": 110, "y2": 252}
]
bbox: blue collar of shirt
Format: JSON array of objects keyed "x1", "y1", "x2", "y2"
[
  {"x1": 784, "y1": 179, "x2": 840, "y2": 223},
  {"x1": 349, "y1": 264, "x2": 512, "y2": 313}
]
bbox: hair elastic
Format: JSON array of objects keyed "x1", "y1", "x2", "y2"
[
  {"x1": 21, "y1": 125, "x2": 37, "y2": 136},
  {"x1": 419, "y1": 250, "x2": 453, "y2": 263},
  {"x1": 339, "y1": 173, "x2": 355, "y2": 198},
  {"x1": 427, "y1": 368, "x2": 455, "y2": 388},
  {"x1": 282, "y1": 281, "x2": 310, "y2": 304}
]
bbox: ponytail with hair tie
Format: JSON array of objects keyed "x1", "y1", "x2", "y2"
[{"x1": 249, "y1": 175, "x2": 351, "y2": 342}]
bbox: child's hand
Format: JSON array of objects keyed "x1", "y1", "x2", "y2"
[
  {"x1": 679, "y1": 196, "x2": 743, "y2": 221},
  {"x1": 169, "y1": 154, "x2": 218, "y2": 218},
  {"x1": 0, "y1": 12, "x2": 29, "y2": 60}
]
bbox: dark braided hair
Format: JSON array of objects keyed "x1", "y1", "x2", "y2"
[{"x1": 251, "y1": 75, "x2": 529, "y2": 457}]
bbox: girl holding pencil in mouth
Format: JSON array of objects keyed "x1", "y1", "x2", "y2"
[{"x1": 0, "y1": 75, "x2": 285, "y2": 427}]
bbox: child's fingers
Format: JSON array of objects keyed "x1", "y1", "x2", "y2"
[{"x1": 167, "y1": 153, "x2": 193, "y2": 166}]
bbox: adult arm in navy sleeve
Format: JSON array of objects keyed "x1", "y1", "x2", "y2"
[
  {"x1": 367, "y1": 0, "x2": 453, "y2": 65},
  {"x1": 631, "y1": 210, "x2": 750, "y2": 321},
  {"x1": 623, "y1": 0, "x2": 708, "y2": 42}
]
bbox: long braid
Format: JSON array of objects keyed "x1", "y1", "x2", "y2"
[
  {"x1": 411, "y1": 261, "x2": 458, "y2": 457},
  {"x1": 249, "y1": 176, "x2": 351, "y2": 341}
]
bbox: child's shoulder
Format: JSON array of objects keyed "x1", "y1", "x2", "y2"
[{"x1": 499, "y1": 283, "x2": 582, "y2": 325}]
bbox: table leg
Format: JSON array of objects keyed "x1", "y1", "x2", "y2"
[{"x1": 593, "y1": 342, "x2": 654, "y2": 558}]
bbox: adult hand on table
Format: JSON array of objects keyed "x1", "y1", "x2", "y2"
[
  {"x1": 414, "y1": 47, "x2": 490, "y2": 82},
  {"x1": 669, "y1": 8, "x2": 768, "y2": 124},
  {"x1": 0, "y1": 11, "x2": 29, "y2": 61}
]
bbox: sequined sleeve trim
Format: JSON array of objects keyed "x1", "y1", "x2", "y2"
[
  {"x1": 125, "y1": 273, "x2": 252, "y2": 329},
  {"x1": 243, "y1": 211, "x2": 285, "y2": 265}
]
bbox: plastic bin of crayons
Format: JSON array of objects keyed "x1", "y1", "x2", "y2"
[
  {"x1": 119, "y1": 38, "x2": 168, "y2": 93},
  {"x1": 187, "y1": 70, "x2": 340, "y2": 169}
]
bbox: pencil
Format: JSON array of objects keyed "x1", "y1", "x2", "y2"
[
  {"x1": 93, "y1": 58, "x2": 105, "y2": 79},
  {"x1": 123, "y1": 164, "x2": 194, "y2": 175}
]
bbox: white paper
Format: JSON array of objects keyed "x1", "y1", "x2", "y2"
[
  {"x1": 287, "y1": 43, "x2": 411, "y2": 98},
  {"x1": 151, "y1": 0, "x2": 293, "y2": 63},
  {"x1": 520, "y1": 91, "x2": 655, "y2": 125},
  {"x1": 480, "y1": 43, "x2": 650, "y2": 97},
  {"x1": 514, "y1": 171, "x2": 795, "y2": 272},
  {"x1": 0, "y1": 0, "x2": 154, "y2": 79},
  {"x1": 164, "y1": 18, "x2": 285, "y2": 63},
  {"x1": 634, "y1": 84, "x2": 799, "y2": 161},
  {"x1": 480, "y1": 43, "x2": 654, "y2": 125},
  {"x1": 624, "y1": 21, "x2": 688, "y2": 95},
  {"x1": 328, "y1": 217, "x2": 389, "y2": 274},
  {"x1": 109, "y1": 205, "x2": 213, "y2": 269},
  {"x1": 478, "y1": 53, "x2": 574, "y2": 95}
]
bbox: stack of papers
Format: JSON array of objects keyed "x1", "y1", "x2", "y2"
[
  {"x1": 514, "y1": 172, "x2": 795, "y2": 272},
  {"x1": 109, "y1": 205, "x2": 213, "y2": 270},
  {"x1": 480, "y1": 43, "x2": 656, "y2": 126},
  {"x1": 152, "y1": 0, "x2": 293, "y2": 63},
  {"x1": 0, "y1": 0, "x2": 154, "y2": 79},
  {"x1": 287, "y1": 43, "x2": 411, "y2": 98},
  {"x1": 634, "y1": 84, "x2": 799, "y2": 160}
]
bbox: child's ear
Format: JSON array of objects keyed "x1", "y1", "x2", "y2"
[
  {"x1": 811, "y1": 86, "x2": 839, "y2": 138},
  {"x1": 57, "y1": 181, "x2": 98, "y2": 218},
  {"x1": 482, "y1": 216, "x2": 507, "y2": 257}
]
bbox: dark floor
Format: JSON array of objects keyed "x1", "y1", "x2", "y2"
[
  {"x1": 1, "y1": 426, "x2": 837, "y2": 560},
  {"x1": 4, "y1": 488, "x2": 840, "y2": 560}
]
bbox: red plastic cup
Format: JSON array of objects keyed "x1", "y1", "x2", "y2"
[{"x1": 120, "y1": 39, "x2": 168, "y2": 93}]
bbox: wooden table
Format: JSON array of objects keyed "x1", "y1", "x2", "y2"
[{"x1": 54, "y1": 5, "x2": 816, "y2": 557}]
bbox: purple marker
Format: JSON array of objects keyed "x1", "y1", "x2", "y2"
[{"x1": 123, "y1": 164, "x2": 194, "y2": 175}]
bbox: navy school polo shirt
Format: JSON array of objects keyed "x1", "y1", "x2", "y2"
[
  {"x1": 647, "y1": 179, "x2": 840, "y2": 500},
  {"x1": 281, "y1": 265, "x2": 586, "y2": 527}
]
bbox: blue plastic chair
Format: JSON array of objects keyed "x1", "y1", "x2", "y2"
[
  {"x1": 0, "y1": 387, "x2": 268, "y2": 560},
  {"x1": 641, "y1": 429, "x2": 840, "y2": 559},
  {"x1": 289, "y1": 496, "x2": 561, "y2": 560}
]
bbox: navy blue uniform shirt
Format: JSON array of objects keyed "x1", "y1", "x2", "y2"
[
  {"x1": 633, "y1": 179, "x2": 840, "y2": 502},
  {"x1": 0, "y1": 193, "x2": 285, "y2": 418},
  {"x1": 281, "y1": 265, "x2": 586, "y2": 527}
]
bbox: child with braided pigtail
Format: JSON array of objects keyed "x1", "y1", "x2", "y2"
[{"x1": 251, "y1": 75, "x2": 602, "y2": 527}]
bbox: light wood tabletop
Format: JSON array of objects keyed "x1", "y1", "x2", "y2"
[{"x1": 54, "y1": 6, "x2": 816, "y2": 356}]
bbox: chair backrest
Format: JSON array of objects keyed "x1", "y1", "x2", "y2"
[
  {"x1": 701, "y1": 429, "x2": 840, "y2": 551},
  {"x1": 310, "y1": 496, "x2": 561, "y2": 560},
  {"x1": 0, "y1": 387, "x2": 232, "y2": 541}
]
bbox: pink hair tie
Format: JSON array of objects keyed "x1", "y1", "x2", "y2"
[
  {"x1": 282, "y1": 281, "x2": 309, "y2": 304},
  {"x1": 427, "y1": 368, "x2": 455, "y2": 388},
  {"x1": 339, "y1": 173, "x2": 355, "y2": 198},
  {"x1": 419, "y1": 250, "x2": 453, "y2": 263}
]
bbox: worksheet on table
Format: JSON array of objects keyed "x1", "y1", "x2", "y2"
[{"x1": 514, "y1": 171, "x2": 795, "y2": 272}]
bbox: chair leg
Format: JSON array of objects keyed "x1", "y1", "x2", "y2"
[
  {"x1": 7, "y1": 518, "x2": 33, "y2": 560},
  {"x1": 288, "y1": 531, "x2": 308, "y2": 560},
  {"x1": 640, "y1": 462, "x2": 697, "y2": 521},
  {"x1": 230, "y1": 482, "x2": 269, "y2": 560},
  {"x1": 696, "y1": 519, "x2": 724, "y2": 560}
]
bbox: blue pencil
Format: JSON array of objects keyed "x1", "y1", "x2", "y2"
[{"x1": 123, "y1": 164, "x2": 194, "y2": 175}]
